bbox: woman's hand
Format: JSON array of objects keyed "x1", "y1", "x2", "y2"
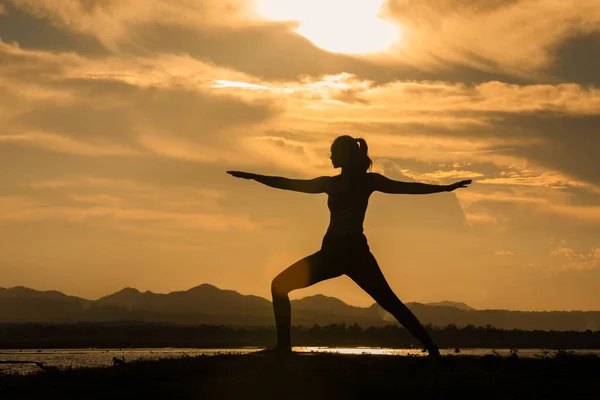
[
  {"x1": 227, "y1": 171, "x2": 255, "y2": 179},
  {"x1": 447, "y1": 179, "x2": 472, "y2": 191}
]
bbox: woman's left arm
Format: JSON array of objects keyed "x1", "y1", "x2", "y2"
[{"x1": 370, "y1": 173, "x2": 472, "y2": 194}]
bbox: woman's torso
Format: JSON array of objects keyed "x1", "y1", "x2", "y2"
[{"x1": 325, "y1": 173, "x2": 374, "y2": 239}]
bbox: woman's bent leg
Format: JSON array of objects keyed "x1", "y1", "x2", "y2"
[
  {"x1": 271, "y1": 251, "x2": 341, "y2": 350},
  {"x1": 346, "y1": 252, "x2": 440, "y2": 357}
]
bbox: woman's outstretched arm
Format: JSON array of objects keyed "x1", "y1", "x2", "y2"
[
  {"x1": 227, "y1": 171, "x2": 331, "y2": 194},
  {"x1": 371, "y1": 173, "x2": 472, "y2": 194}
]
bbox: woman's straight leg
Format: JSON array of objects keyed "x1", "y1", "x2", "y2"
[
  {"x1": 271, "y1": 250, "x2": 342, "y2": 350},
  {"x1": 346, "y1": 251, "x2": 440, "y2": 356}
]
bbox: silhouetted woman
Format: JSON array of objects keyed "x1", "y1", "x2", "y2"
[{"x1": 227, "y1": 135, "x2": 472, "y2": 357}]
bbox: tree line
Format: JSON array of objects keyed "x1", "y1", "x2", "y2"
[{"x1": 1, "y1": 322, "x2": 599, "y2": 349}]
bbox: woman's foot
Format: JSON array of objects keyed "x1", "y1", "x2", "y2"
[{"x1": 424, "y1": 347, "x2": 441, "y2": 359}]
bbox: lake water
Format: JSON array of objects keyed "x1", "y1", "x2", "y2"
[{"x1": 1, "y1": 347, "x2": 599, "y2": 374}]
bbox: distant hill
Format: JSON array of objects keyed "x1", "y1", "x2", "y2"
[
  {"x1": 1, "y1": 285, "x2": 599, "y2": 331},
  {"x1": 0, "y1": 286, "x2": 86, "y2": 302},
  {"x1": 291, "y1": 295, "x2": 381, "y2": 325},
  {"x1": 0, "y1": 286, "x2": 90, "y2": 323},
  {"x1": 97, "y1": 284, "x2": 272, "y2": 316},
  {"x1": 426, "y1": 301, "x2": 475, "y2": 311}
]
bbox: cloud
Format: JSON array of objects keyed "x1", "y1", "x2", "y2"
[
  {"x1": 27, "y1": 176, "x2": 230, "y2": 211},
  {"x1": 494, "y1": 250, "x2": 516, "y2": 256},
  {"x1": 360, "y1": 79, "x2": 600, "y2": 115},
  {"x1": 0, "y1": 177, "x2": 260, "y2": 235},
  {"x1": 3, "y1": 1, "x2": 528, "y2": 84},
  {"x1": 0, "y1": 2, "x2": 106, "y2": 54},
  {"x1": 6, "y1": 0, "x2": 254, "y2": 48},
  {"x1": 464, "y1": 211, "x2": 498, "y2": 225},
  {"x1": 551, "y1": 32, "x2": 600, "y2": 85},
  {"x1": 458, "y1": 186, "x2": 600, "y2": 236},
  {"x1": 0, "y1": 132, "x2": 140, "y2": 156},
  {"x1": 550, "y1": 247, "x2": 600, "y2": 270},
  {"x1": 0, "y1": 40, "x2": 280, "y2": 163},
  {"x1": 138, "y1": 135, "x2": 223, "y2": 164},
  {"x1": 3, "y1": 41, "x2": 598, "y2": 240},
  {"x1": 2, "y1": 204, "x2": 257, "y2": 233},
  {"x1": 71, "y1": 194, "x2": 123, "y2": 206},
  {"x1": 6, "y1": 0, "x2": 600, "y2": 86},
  {"x1": 477, "y1": 170, "x2": 596, "y2": 190},
  {"x1": 401, "y1": 169, "x2": 484, "y2": 181},
  {"x1": 5, "y1": 39, "x2": 561, "y2": 176},
  {"x1": 495, "y1": 113, "x2": 600, "y2": 187},
  {"x1": 384, "y1": 0, "x2": 600, "y2": 78},
  {"x1": 0, "y1": 40, "x2": 81, "y2": 81},
  {"x1": 240, "y1": 135, "x2": 333, "y2": 175}
]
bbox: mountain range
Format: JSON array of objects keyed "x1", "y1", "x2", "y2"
[{"x1": 1, "y1": 284, "x2": 599, "y2": 331}]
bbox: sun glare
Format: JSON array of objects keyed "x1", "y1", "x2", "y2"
[{"x1": 256, "y1": 0, "x2": 401, "y2": 54}]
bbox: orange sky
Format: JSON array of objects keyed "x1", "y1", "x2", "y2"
[{"x1": 1, "y1": 0, "x2": 600, "y2": 311}]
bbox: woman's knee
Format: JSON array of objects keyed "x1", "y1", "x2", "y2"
[{"x1": 271, "y1": 276, "x2": 290, "y2": 297}]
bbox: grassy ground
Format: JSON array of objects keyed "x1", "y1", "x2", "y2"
[{"x1": 1, "y1": 352, "x2": 599, "y2": 399}]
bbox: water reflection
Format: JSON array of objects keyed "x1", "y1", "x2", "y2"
[{"x1": 1, "y1": 347, "x2": 598, "y2": 374}]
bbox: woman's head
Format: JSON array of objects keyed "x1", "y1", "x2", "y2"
[{"x1": 330, "y1": 135, "x2": 373, "y2": 173}]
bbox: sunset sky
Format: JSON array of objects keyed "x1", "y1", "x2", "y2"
[{"x1": 1, "y1": 0, "x2": 600, "y2": 311}]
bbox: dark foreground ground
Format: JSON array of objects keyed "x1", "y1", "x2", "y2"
[{"x1": 1, "y1": 352, "x2": 599, "y2": 399}]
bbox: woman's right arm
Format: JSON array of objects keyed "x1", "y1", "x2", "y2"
[{"x1": 227, "y1": 171, "x2": 331, "y2": 194}]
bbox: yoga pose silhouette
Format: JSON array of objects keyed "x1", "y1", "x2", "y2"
[{"x1": 227, "y1": 135, "x2": 472, "y2": 357}]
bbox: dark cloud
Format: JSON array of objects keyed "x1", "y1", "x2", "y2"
[
  {"x1": 10, "y1": 78, "x2": 278, "y2": 146},
  {"x1": 339, "y1": 120, "x2": 486, "y2": 138},
  {"x1": 493, "y1": 112, "x2": 600, "y2": 186},
  {"x1": 384, "y1": 0, "x2": 521, "y2": 17},
  {"x1": 0, "y1": 43, "x2": 70, "y2": 81},
  {"x1": 76, "y1": 0, "x2": 119, "y2": 13},
  {"x1": 383, "y1": 0, "x2": 600, "y2": 86},
  {"x1": 0, "y1": 2, "x2": 106, "y2": 54},
  {"x1": 550, "y1": 32, "x2": 600, "y2": 85},
  {"x1": 128, "y1": 22, "x2": 527, "y2": 85},
  {"x1": 560, "y1": 187, "x2": 600, "y2": 207}
]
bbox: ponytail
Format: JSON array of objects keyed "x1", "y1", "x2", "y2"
[{"x1": 355, "y1": 138, "x2": 373, "y2": 172}]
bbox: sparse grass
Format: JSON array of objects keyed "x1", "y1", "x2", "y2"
[{"x1": 0, "y1": 352, "x2": 598, "y2": 399}]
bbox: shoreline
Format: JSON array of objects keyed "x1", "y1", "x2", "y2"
[{"x1": 1, "y1": 352, "x2": 599, "y2": 399}]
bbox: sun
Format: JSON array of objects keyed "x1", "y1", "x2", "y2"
[{"x1": 256, "y1": 0, "x2": 401, "y2": 54}]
